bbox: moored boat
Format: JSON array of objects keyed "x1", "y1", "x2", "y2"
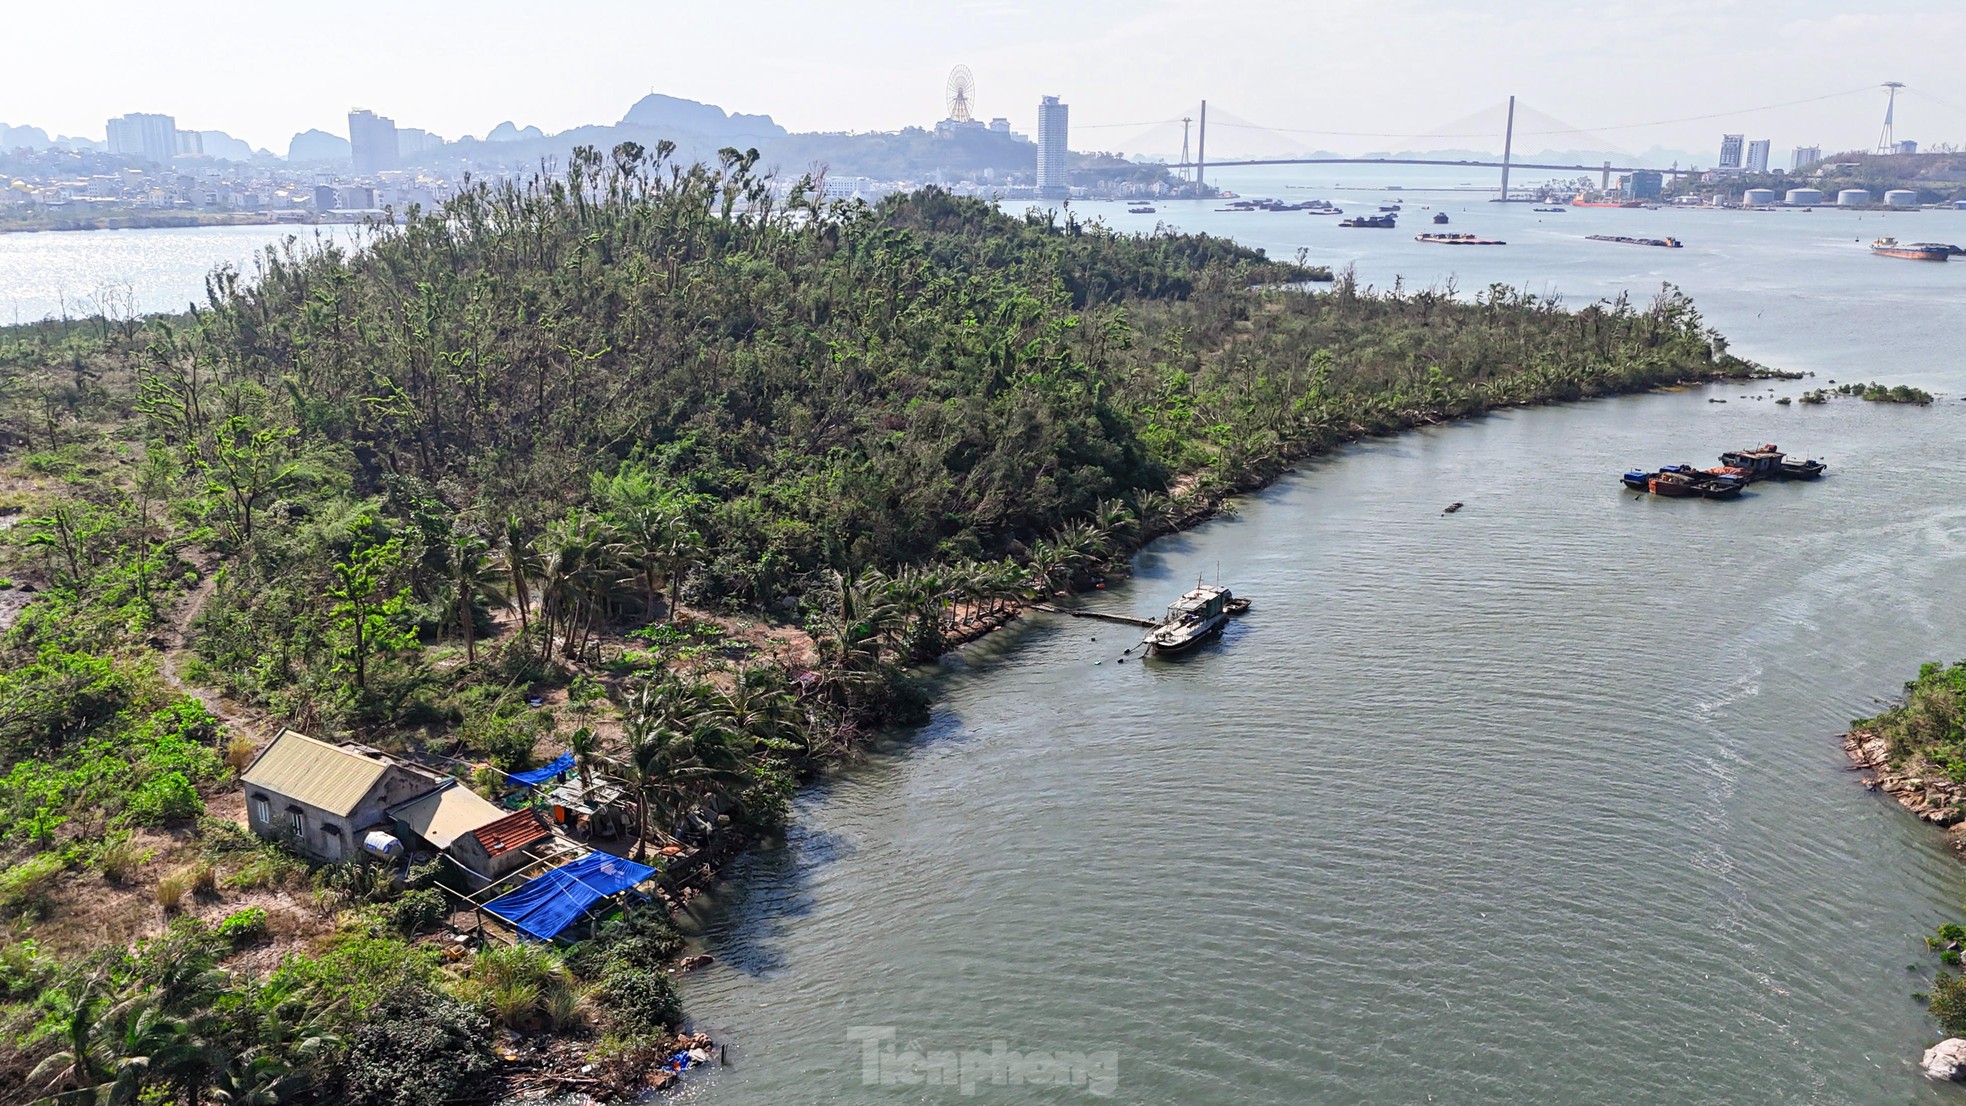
[
  {"x1": 1127, "y1": 205, "x2": 1157, "y2": 214},
  {"x1": 1415, "y1": 232, "x2": 1505, "y2": 245},
  {"x1": 1649, "y1": 470, "x2": 1700, "y2": 498},
  {"x1": 1777, "y1": 457, "x2": 1827, "y2": 479},
  {"x1": 1870, "y1": 237, "x2": 1951, "y2": 261},
  {"x1": 1340, "y1": 214, "x2": 1397, "y2": 228},
  {"x1": 1142, "y1": 583, "x2": 1235, "y2": 656},
  {"x1": 1587, "y1": 234, "x2": 1683, "y2": 248},
  {"x1": 1432, "y1": 212, "x2": 1450, "y2": 224},
  {"x1": 1718, "y1": 443, "x2": 1785, "y2": 479}
]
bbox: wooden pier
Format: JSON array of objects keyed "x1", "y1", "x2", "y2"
[{"x1": 1030, "y1": 603, "x2": 1161, "y2": 629}]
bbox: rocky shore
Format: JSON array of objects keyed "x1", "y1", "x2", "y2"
[{"x1": 1844, "y1": 729, "x2": 1966, "y2": 833}]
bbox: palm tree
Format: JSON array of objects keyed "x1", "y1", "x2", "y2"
[
  {"x1": 29, "y1": 982, "x2": 108, "y2": 1103},
  {"x1": 567, "y1": 725, "x2": 603, "y2": 793},
  {"x1": 536, "y1": 512, "x2": 625, "y2": 661},
  {"x1": 445, "y1": 532, "x2": 504, "y2": 664},
  {"x1": 493, "y1": 514, "x2": 541, "y2": 648},
  {"x1": 617, "y1": 677, "x2": 749, "y2": 859}
]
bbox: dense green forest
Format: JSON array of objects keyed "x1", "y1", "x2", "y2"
[{"x1": 0, "y1": 142, "x2": 1756, "y2": 1104}]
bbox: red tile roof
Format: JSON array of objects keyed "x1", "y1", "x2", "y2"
[{"x1": 473, "y1": 810, "x2": 550, "y2": 858}]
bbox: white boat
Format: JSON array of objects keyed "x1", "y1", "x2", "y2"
[{"x1": 1142, "y1": 583, "x2": 1236, "y2": 656}]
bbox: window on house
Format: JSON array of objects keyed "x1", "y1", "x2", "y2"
[
  {"x1": 286, "y1": 806, "x2": 304, "y2": 842},
  {"x1": 251, "y1": 794, "x2": 271, "y2": 826}
]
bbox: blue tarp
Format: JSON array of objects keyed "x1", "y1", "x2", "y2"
[
  {"x1": 507, "y1": 752, "x2": 576, "y2": 788},
  {"x1": 481, "y1": 851, "x2": 657, "y2": 941}
]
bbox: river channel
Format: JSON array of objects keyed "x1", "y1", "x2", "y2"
[{"x1": 678, "y1": 173, "x2": 1966, "y2": 1104}]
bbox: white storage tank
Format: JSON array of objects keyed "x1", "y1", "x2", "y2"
[
  {"x1": 362, "y1": 830, "x2": 404, "y2": 861},
  {"x1": 1837, "y1": 189, "x2": 1870, "y2": 206},
  {"x1": 1884, "y1": 189, "x2": 1919, "y2": 207},
  {"x1": 1785, "y1": 188, "x2": 1824, "y2": 205},
  {"x1": 1743, "y1": 188, "x2": 1777, "y2": 207}
]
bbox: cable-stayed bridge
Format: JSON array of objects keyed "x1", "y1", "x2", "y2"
[{"x1": 1077, "y1": 86, "x2": 1929, "y2": 197}]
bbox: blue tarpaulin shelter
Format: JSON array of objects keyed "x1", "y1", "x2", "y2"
[
  {"x1": 481, "y1": 851, "x2": 657, "y2": 941},
  {"x1": 506, "y1": 752, "x2": 576, "y2": 789}
]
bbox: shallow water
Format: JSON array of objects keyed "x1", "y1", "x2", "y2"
[{"x1": 677, "y1": 170, "x2": 1966, "y2": 1105}]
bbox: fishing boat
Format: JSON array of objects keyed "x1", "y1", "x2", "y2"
[
  {"x1": 1718, "y1": 443, "x2": 1786, "y2": 479},
  {"x1": 1432, "y1": 212, "x2": 1450, "y2": 224},
  {"x1": 1340, "y1": 214, "x2": 1397, "y2": 228},
  {"x1": 1777, "y1": 457, "x2": 1827, "y2": 479},
  {"x1": 1415, "y1": 232, "x2": 1505, "y2": 245},
  {"x1": 1141, "y1": 582, "x2": 1235, "y2": 656},
  {"x1": 1870, "y1": 237, "x2": 1951, "y2": 261},
  {"x1": 1648, "y1": 470, "x2": 1701, "y2": 498},
  {"x1": 1127, "y1": 205, "x2": 1157, "y2": 214},
  {"x1": 1533, "y1": 206, "x2": 1567, "y2": 213}
]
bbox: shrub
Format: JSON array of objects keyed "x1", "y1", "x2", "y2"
[
  {"x1": 1935, "y1": 972, "x2": 1966, "y2": 1037},
  {"x1": 223, "y1": 733, "x2": 258, "y2": 772},
  {"x1": 597, "y1": 968, "x2": 682, "y2": 1039},
  {"x1": 214, "y1": 906, "x2": 269, "y2": 947},
  {"x1": 389, "y1": 887, "x2": 448, "y2": 936},
  {"x1": 0, "y1": 853, "x2": 66, "y2": 920},
  {"x1": 338, "y1": 984, "x2": 496, "y2": 1106},
  {"x1": 542, "y1": 979, "x2": 591, "y2": 1031},
  {"x1": 187, "y1": 861, "x2": 218, "y2": 896},
  {"x1": 156, "y1": 872, "x2": 191, "y2": 914},
  {"x1": 93, "y1": 832, "x2": 152, "y2": 884},
  {"x1": 486, "y1": 978, "x2": 542, "y2": 1030},
  {"x1": 565, "y1": 906, "x2": 685, "y2": 978},
  {"x1": 124, "y1": 770, "x2": 204, "y2": 826}
]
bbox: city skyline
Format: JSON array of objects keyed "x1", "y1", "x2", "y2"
[{"x1": 5, "y1": 1, "x2": 1965, "y2": 159}]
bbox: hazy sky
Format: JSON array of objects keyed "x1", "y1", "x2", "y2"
[{"x1": 6, "y1": 0, "x2": 1964, "y2": 159}]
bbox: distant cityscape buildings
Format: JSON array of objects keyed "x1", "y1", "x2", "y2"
[
  {"x1": 105, "y1": 113, "x2": 179, "y2": 165},
  {"x1": 1036, "y1": 95, "x2": 1069, "y2": 198},
  {"x1": 1621, "y1": 169, "x2": 1663, "y2": 200},
  {"x1": 347, "y1": 109, "x2": 400, "y2": 174},
  {"x1": 1745, "y1": 138, "x2": 1771, "y2": 174},
  {"x1": 1791, "y1": 145, "x2": 1821, "y2": 170},
  {"x1": 1718, "y1": 134, "x2": 1744, "y2": 170}
]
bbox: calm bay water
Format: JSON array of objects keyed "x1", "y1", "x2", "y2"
[
  {"x1": 0, "y1": 223, "x2": 347, "y2": 324},
  {"x1": 10, "y1": 180, "x2": 1966, "y2": 1103},
  {"x1": 676, "y1": 171, "x2": 1966, "y2": 1103}
]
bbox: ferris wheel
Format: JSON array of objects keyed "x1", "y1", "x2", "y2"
[{"x1": 945, "y1": 65, "x2": 976, "y2": 124}]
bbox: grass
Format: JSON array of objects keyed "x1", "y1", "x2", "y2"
[{"x1": 155, "y1": 871, "x2": 190, "y2": 914}]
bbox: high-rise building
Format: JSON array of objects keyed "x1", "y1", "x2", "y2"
[
  {"x1": 1791, "y1": 145, "x2": 1821, "y2": 171},
  {"x1": 1718, "y1": 134, "x2": 1744, "y2": 170},
  {"x1": 348, "y1": 109, "x2": 400, "y2": 173},
  {"x1": 1036, "y1": 95, "x2": 1069, "y2": 198},
  {"x1": 1621, "y1": 170, "x2": 1663, "y2": 201},
  {"x1": 106, "y1": 113, "x2": 179, "y2": 164},
  {"x1": 1745, "y1": 139, "x2": 1771, "y2": 174},
  {"x1": 175, "y1": 130, "x2": 203, "y2": 157}
]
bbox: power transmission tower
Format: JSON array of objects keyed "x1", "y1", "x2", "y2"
[{"x1": 1877, "y1": 82, "x2": 1905, "y2": 154}]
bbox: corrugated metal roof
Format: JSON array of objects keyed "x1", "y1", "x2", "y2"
[
  {"x1": 472, "y1": 810, "x2": 550, "y2": 858},
  {"x1": 241, "y1": 730, "x2": 390, "y2": 818},
  {"x1": 393, "y1": 783, "x2": 510, "y2": 850}
]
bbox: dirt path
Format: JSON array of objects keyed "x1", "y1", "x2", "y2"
[{"x1": 155, "y1": 553, "x2": 270, "y2": 744}]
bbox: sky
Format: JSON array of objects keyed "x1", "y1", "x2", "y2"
[{"x1": 4, "y1": 0, "x2": 1965, "y2": 161}]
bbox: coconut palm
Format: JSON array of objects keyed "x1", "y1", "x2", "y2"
[
  {"x1": 493, "y1": 514, "x2": 541, "y2": 646},
  {"x1": 618, "y1": 676, "x2": 749, "y2": 859},
  {"x1": 444, "y1": 531, "x2": 504, "y2": 664}
]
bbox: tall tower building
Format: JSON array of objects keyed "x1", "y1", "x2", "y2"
[
  {"x1": 1790, "y1": 145, "x2": 1821, "y2": 171},
  {"x1": 1036, "y1": 95, "x2": 1069, "y2": 198},
  {"x1": 1745, "y1": 139, "x2": 1771, "y2": 174},
  {"x1": 105, "y1": 113, "x2": 179, "y2": 164},
  {"x1": 348, "y1": 109, "x2": 400, "y2": 173},
  {"x1": 1718, "y1": 134, "x2": 1744, "y2": 170}
]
